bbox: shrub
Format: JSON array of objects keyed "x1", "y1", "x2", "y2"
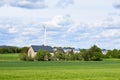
[
  {"x1": 20, "y1": 53, "x2": 28, "y2": 61},
  {"x1": 35, "y1": 50, "x2": 51, "y2": 61},
  {"x1": 27, "y1": 55, "x2": 34, "y2": 61}
]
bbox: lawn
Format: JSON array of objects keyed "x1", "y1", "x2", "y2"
[{"x1": 0, "y1": 54, "x2": 120, "y2": 80}]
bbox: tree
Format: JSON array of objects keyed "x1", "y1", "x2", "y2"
[
  {"x1": 20, "y1": 53, "x2": 28, "y2": 61},
  {"x1": 55, "y1": 52, "x2": 66, "y2": 61},
  {"x1": 105, "y1": 50, "x2": 113, "y2": 58},
  {"x1": 20, "y1": 47, "x2": 29, "y2": 53},
  {"x1": 105, "y1": 49, "x2": 120, "y2": 58},
  {"x1": 35, "y1": 50, "x2": 51, "y2": 61},
  {"x1": 112, "y1": 49, "x2": 120, "y2": 58},
  {"x1": 81, "y1": 49, "x2": 90, "y2": 61},
  {"x1": 89, "y1": 45, "x2": 103, "y2": 61},
  {"x1": 81, "y1": 45, "x2": 103, "y2": 61},
  {"x1": 54, "y1": 48, "x2": 66, "y2": 61}
]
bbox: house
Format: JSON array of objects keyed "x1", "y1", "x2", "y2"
[
  {"x1": 102, "y1": 49, "x2": 108, "y2": 54},
  {"x1": 54, "y1": 47, "x2": 65, "y2": 53},
  {"x1": 73, "y1": 49, "x2": 80, "y2": 53},
  {"x1": 63, "y1": 48, "x2": 73, "y2": 54},
  {"x1": 28, "y1": 45, "x2": 54, "y2": 58}
]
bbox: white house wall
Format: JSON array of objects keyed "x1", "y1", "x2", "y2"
[{"x1": 28, "y1": 47, "x2": 36, "y2": 58}]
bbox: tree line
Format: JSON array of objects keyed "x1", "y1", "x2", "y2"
[
  {"x1": 105, "y1": 49, "x2": 120, "y2": 58},
  {"x1": 0, "y1": 46, "x2": 29, "y2": 54},
  {"x1": 20, "y1": 45, "x2": 120, "y2": 61},
  {"x1": 0, "y1": 45, "x2": 120, "y2": 61}
]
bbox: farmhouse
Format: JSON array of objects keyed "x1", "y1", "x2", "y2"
[{"x1": 28, "y1": 45, "x2": 54, "y2": 58}]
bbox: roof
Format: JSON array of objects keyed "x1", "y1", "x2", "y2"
[
  {"x1": 73, "y1": 49, "x2": 80, "y2": 51},
  {"x1": 31, "y1": 45, "x2": 54, "y2": 53}
]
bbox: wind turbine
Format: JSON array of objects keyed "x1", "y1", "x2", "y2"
[{"x1": 43, "y1": 25, "x2": 46, "y2": 46}]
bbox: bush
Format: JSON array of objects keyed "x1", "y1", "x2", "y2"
[
  {"x1": 27, "y1": 55, "x2": 34, "y2": 61},
  {"x1": 35, "y1": 50, "x2": 51, "y2": 61},
  {"x1": 55, "y1": 52, "x2": 66, "y2": 61},
  {"x1": 20, "y1": 53, "x2": 28, "y2": 61}
]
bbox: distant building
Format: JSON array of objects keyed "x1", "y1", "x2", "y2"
[
  {"x1": 63, "y1": 48, "x2": 73, "y2": 54},
  {"x1": 28, "y1": 45, "x2": 54, "y2": 58},
  {"x1": 54, "y1": 47, "x2": 65, "y2": 53},
  {"x1": 73, "y1": 49, "x2": 80, "y2": 53},
  {"x1": 63, "y1": 48, "x2": 80, "y2": 54},
  {"x1": 102, "y1": 49, "x2": 108, "y2": 54}
]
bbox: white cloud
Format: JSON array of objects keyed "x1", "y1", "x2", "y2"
[
  {"x1": 44, "y1": 14, "x2": 73, "y2": 28},
  {"x1": 100, "y1": 29, "x2": 120, "y2": 38},
  {"x1": 56, "y1": 0, "x2": 74, "y2": 8},
  {"x1": 0, "y1": 14, "x2": 73, "y2": 46},
  {"x1": 0, "y1": 0, "x2": 120, "y2": 49}
]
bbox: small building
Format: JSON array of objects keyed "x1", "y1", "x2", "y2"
[
  {"x1": 102, "y1": 49, "x2": 108, "y2": 54},
  {"x1": 28, "y1": 45, "x2": 54, "y2": 58},
  {"x1": 63, "y1": 48, "x2": 73, "y2": 54},
  {"x1": 73, "y1": 49, "x2": 80, "y2": 53}
]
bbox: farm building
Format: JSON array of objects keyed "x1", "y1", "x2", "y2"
[{"x1": 28, "y1": 45, "x2": 54, "y2": 58}]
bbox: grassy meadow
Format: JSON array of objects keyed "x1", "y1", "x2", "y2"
[
  {"x1": 0, "y1": 53, "x2": 19, "y2": 61},
  {"x1": 0, "y1": 54, "x2": 120, "y2": 80}
]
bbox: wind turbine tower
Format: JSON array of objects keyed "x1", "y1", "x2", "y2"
[{"x1": 43, "y1": 25, "x2": 46, "y2": 46}]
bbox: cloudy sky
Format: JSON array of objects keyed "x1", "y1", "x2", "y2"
[{"x1": 0, "y1": 0, "x2": 120, "y2": 49}]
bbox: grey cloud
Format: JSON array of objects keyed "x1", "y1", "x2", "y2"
[
  {"x1": 0, "y1": 0, "x2": 4, "y2": 6},
  {"x1": 0, "y1": 0, "x2": 47, "y2": 9},
  {"x1": 113, "y1": 0, "x2": 120, "y2": 9},
  {"x1": 114, "y1": 3, "x2": 120, "y2": 9}
]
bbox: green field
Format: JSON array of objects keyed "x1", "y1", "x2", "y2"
[
  {"x1": 0, "y1": 54, "x2": 120, "y2": 80},
  {"x1": 0, "y1": 54, "x2": 19, "y2": 61}
]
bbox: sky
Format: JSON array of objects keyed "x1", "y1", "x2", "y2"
[{"x1": 0, "y1": 0, "x2": 120, "y2": 49}]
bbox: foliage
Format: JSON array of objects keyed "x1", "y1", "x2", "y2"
[
  {"x1": 105, "y1": 50, "x2": 113, "y2": 58},
  {"x1": 35, "y1": 50, "x2": 51, "y2": 61},
  {"x1": 81, "y1": 49, "x2": 90, "y2": 61},
  {"x1": 20, "y1": 52, "x2": 34, "y2": 61},
  {"x1": 89, "y1": 45, "x2": 103, "y2": 61},
  {"x1": 105, "y1": 49, "x2": 120, "y2": 58},
  {"x1": 1, "y1": 45, "x2": 119, "y2": 61},
  {"x1": 0, "y1": 46, "x2": 28, "y2": 54},
  {"x1": 20, "y1": 47, "x2": 29, "y2": 53},
  {"x1": 27, "y1": 55, "x2": 34, "y2": 61},
  {"x1": 54, "y1": 49, "x2": 82, "y2": 61},
  {"x1": 81, "y1": 45, "x2": 103, "y2": 61},
  {"x1": 55, "y1": 52, "x2": 66, "y2": 61},
  {"x1": 20, "y1": 53, "x2": 28, "y2": 61}
]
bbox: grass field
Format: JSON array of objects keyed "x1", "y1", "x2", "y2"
[
  {"x1": 0, "y1": 54, "x2": 120, "y2": 80},
  {"x1": 0, "y1": 53, "x2": 19, "y2": 61}
]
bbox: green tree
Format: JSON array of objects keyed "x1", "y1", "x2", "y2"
[
  {"x1": 112, "y1": 49, "x2": 119, "y2": 58},
  {"x1": 20, "y1": 47, "x2": 29, "y2": 53},
  {"x1": 89, "y1": 45, "x2": 103, "y2": 61},
  {"x1": 81, "y1": 49, "x2": 90, "y2": 61},
  {"x1": 74, "y1": 53, "x2": 83, "y2": 61},
  {"x1": 55, "y1": 52, "x2": 66, "y2": 61},
  {"x1": 105, "y1": 50, "x2": 113, "y2": 58},
  {"x1": 20, "y1": 53, "x2": 28, "y2": 61},
  {"x1": 81, "y1": 45, "x2": 103, "y2": 61},
  {"x1": 54, "y1": 48, "x2": 66, "y2": 61},
  {"x1": 35, "y1": 50, "x2": 51, "y2": 61},
  {"x1": 105, "y1": 49, "x2": 120, "y2": 58}
]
